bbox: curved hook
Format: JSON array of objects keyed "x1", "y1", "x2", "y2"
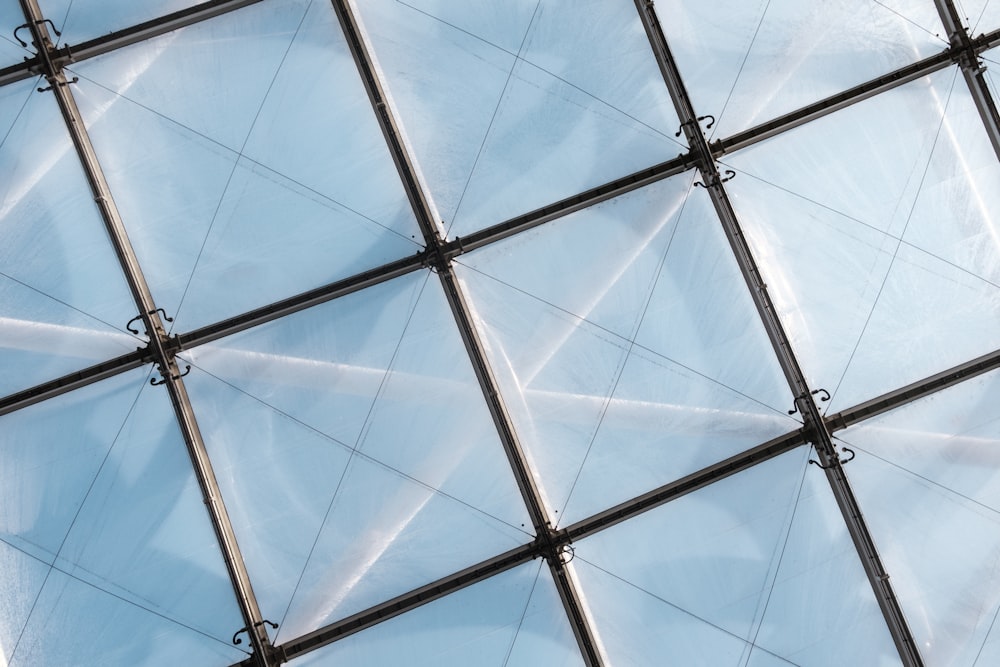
[
  {"x1": 698, "y1": 114, "x2": 715, "y2": 129},
  {"x1": 809, "y1": 446, "x2": 855, "y2": 469},
  {"x1": 693, "y1": 180, "x2": 707, "y2": 188},
  {"x1": 126, "y1": 314, "x2": 144, "y2": 335},
  {"x1": 150, "y1": 364, "x2": 191, "y2": 386},
  {"x1": 811, "y1": 388, "x2": 831, "y2": 402},
  {"x1": 720, "y1": 169, "x2": 736, "y2": 183},
  {"x1": 151, "y1": 307, "x2": 174, "y2": 324},
  {"x1": 13, "y1": 24, "x2": 30, "y2": 48},
  {"x1": 558, "y1": 544, "x2": 575, "y2": 565},
  {"x1": 232, "y1": 620, "x2": 278, "y2": 645}
]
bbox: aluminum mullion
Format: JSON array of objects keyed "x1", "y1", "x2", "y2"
[
  {"x1": 935, "y1": 0, "x2": 1000, "y2": 160},
  {"x1": 16, "y1": 2, "x2": 276, "y2": 663},
  {"x1": 635, "y1": 2, "x2": 925, "y2": 665},
  {"x1": 329, "y1": 1, "x2": 604, "y2": 664}
]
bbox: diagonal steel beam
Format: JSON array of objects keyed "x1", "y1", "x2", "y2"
[
  {"x1": 329, "y1": 1, "x2": 604, "y2": 663},
  {"x1": 15, "y1": 2, "x2": 277, "y2": 663},
  {"x1": 934, "y1": 0, "x2": 1000, "y2": 160},
  {"x1": 0, "y1": 0, "x2": 262, "y2": 87},
  {"x1": 634, "y1": 2, "x2": 925, "y2": 665}
]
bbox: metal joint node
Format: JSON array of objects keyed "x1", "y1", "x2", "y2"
[
  {"x1": 809, "y1": 446, "x2": 855, "y2": 469},
  {"x1": 232, "y1": 620, "x2": 279, "y2": 646}
]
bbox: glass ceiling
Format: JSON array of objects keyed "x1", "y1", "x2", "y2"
[{"x1": 1, "y1": 1, "x2": 999, "y2": 665}]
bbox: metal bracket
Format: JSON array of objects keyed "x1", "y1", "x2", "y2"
[
  {"x1": 694, "y1": 168, "x2": 735, "y2": 189},
  {"x1": 14, "y1": 19, "x2": 61, "y2": 49},
  {"x1": 788, "y1": 388, "x2": 831, "y2": 415},
  {"x1": 150, "y1": 363, "x2": 191, "y2": 386},
  {"x1": 37, "y1": 75, "x2": 78, "y2": 93},
  {"x1": 126, "y1": 308, "x2": 175, "y2": 335},
  {"x1": 558, "y1": 543, "x2": 575, "y2": 565},
  {"x1": 809, "y1": 446, "x2": 855, "y2": 469},
  {"x1": 232, "y1": 620, "x2": 279, "y2": 646},
  {"x1": 675, "y1": 114, "x2": 715, "y2": 138}
]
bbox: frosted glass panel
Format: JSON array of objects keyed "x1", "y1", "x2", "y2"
[
  {"x1": 841, "y1": 368, "x2": 1000, "y2": 665},
  {"x1": 355, "y1": 0, "x2": 682, "y2": 237},
  {"x1": 183, "y1": 273, "x2": 529, "y2": 639},
  {"x1": 287, "y1": 562, "x2": 584, "y2": 667},
  {"x1": 660, "y1": 0, "x2": 946, "y2": 138},
  {"x1": 0, "y1": 79, "x2": 137, "y2": 398}
]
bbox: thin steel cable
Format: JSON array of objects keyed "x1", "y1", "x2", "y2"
[
  {"x1": 171, "y1": 1, "x2": 314, "y2": 332},
  {"x1": 501, "y1": 561, "x2": 544, "y2": 667},
  {"x1": 829, "y1": 70, "x2": 960, "y2": 407},
  {"x1": 64, "y1": 68, "x2": 421, "y2": 250},
  {"x1": 9, "y1": 366, "x2": 155, "y2": 663},
  {"x1": 574, "y1": 555, "x2": 801, "y2": 667},
  {"x1": 395, "y1": 0, "x2": 682, "y2": 147},
  {"x1": 178, "y1": 350, "x2": 532, "y2": 538},
  {"x1": 712, "y1": 0, "x2": 772, "y2": 141},
  {"x1": 558, "y1": 171, "x2": 695, "y2": 522},
  {"x1": 452, "y1": 259, "x2": 795, "y2": 418},
  {"x1": 447, "y1": 1, "x2": 541, "y2": 238},
  {"x1": 739, "y1": 452, "x2": 810, "y2": 667},
  {"x1": 872, "y1": 0, "x2": 950, "y2": 43}
]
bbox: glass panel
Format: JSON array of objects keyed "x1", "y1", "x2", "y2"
[
  {"x1": 11, "y1": 569, "x2": 246, "y2": 666},
  {"x1": 839, "y1": 368, "x2": 1000, "y2": 665},
  {"x1": 659, "y1": 0, "x2": 947, "y2": 138},
  {"x1": 0, "y1": 536, "x2": 51, "y2": 666},
  {"x1": 182, "y1": 272, "x2": 530, "y2": 639},
  {"x1": 355, "y1": 0, "x2": 683, "y2": 238},
  {"x1": 727, "y1": 68, "x2": 1000, "y2": 412},
  {"x1": 286, "y1": 562, "x2": 584, "y2": 667},
  {"x1": 0, "y1": 78, "x2": 138, "y2": 398},
  {"x1": 0, "y1": 366, "x2": 245, "y2": 664},
  {"x1": 458, "y1": 177, "x2": 794, "y2": 521},
  {"x1": 0, "y1": 1, "x2": 30, "y2": 68},
  {"x1": 40, "y1": 0, "x2": 203, "y2": 48},
  {"x1": 69, "y1": 0, "x2": 421, "y2": 331},
  {"x1": 963, "y1": 1, "x2": 1000, "y2": 33},
  {"x1": 573, "y1": 448, "x2": 900, "y2": 666}
]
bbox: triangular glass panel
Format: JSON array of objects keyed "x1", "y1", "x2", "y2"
[
  {"x1": 571, "y1": 449, "x2": 809, "y2": 665},
  {"x1": 39, "y1": 0, "x2": 203, "y2": 45},
  {"x1": 457, "y1": 177, "x2": 793, "y2": 521},
  {"x1": 10, "y1": 568, "x2": 246, "y2": 666},
  {"x1": 725, "y1": 68, "x2": 1000, "y2": 411},
  {"x1": 838, "y1": 368, "x2": 1000, "y2": 665},
  {"x1": 0, "y1": 79, "x2": 138, "y2": 398},
  {"x1": 285, "y1": 562, "x2": 584, "y2": 667},
  {"x1": 659, "y1": 0, "x2": 946, "y2": 138},
  {"x1": 572, "y1": 447, "x2": 900, "y2": 665},
  {"x1": 354, "y1": 0, "x2": 683, "y2": 237},
  {"x1": 182, "y1": 273, "x2": 530, "y2": 639},
  {"x1": 50, "y1": 374, "x2": 244, "y2": 644},
  {"x1": 0, "y1": 366, "x2": 147, "y2": 563},
  {"x1": 70, "y1": 0, "x2": 420, "y2": 332}
]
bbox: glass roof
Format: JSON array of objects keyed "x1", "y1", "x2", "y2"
[{"x1": 1, "y1": 1, "x2": 999, "y2": 665}]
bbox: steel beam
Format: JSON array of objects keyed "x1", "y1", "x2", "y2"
[
  {"x1": 935, "y1": 0, "x2": 1000, "y2": 160},
  {"x1": 16, "y1": 2, "x2": 276, "y2": 663},
  {"x1": 0, "y1": 349, "x2": 148, "y2": 416},
  {"x1": 0, "y1": 0, "x2": 261, "y2": 87},
  {"x1": 634, "y1": 2, "x2": 925, "y2": 665},
  {"x1": 827, "y1": 347, "x2": 1000, "y2": 431},
  {"x1": 329, "y1": 1, "x2": 604, "y2": 663}
]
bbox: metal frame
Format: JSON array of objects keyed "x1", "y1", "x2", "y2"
[
  {"x1": 14, "y1": 1, "x2": 277, "y2": 664},
  {"x1": 3, "y1": 0, "x2": 1000, "y2": 664},
  {"x1": 634, "y1": 1, "x2": 924, "y2": 664}
]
